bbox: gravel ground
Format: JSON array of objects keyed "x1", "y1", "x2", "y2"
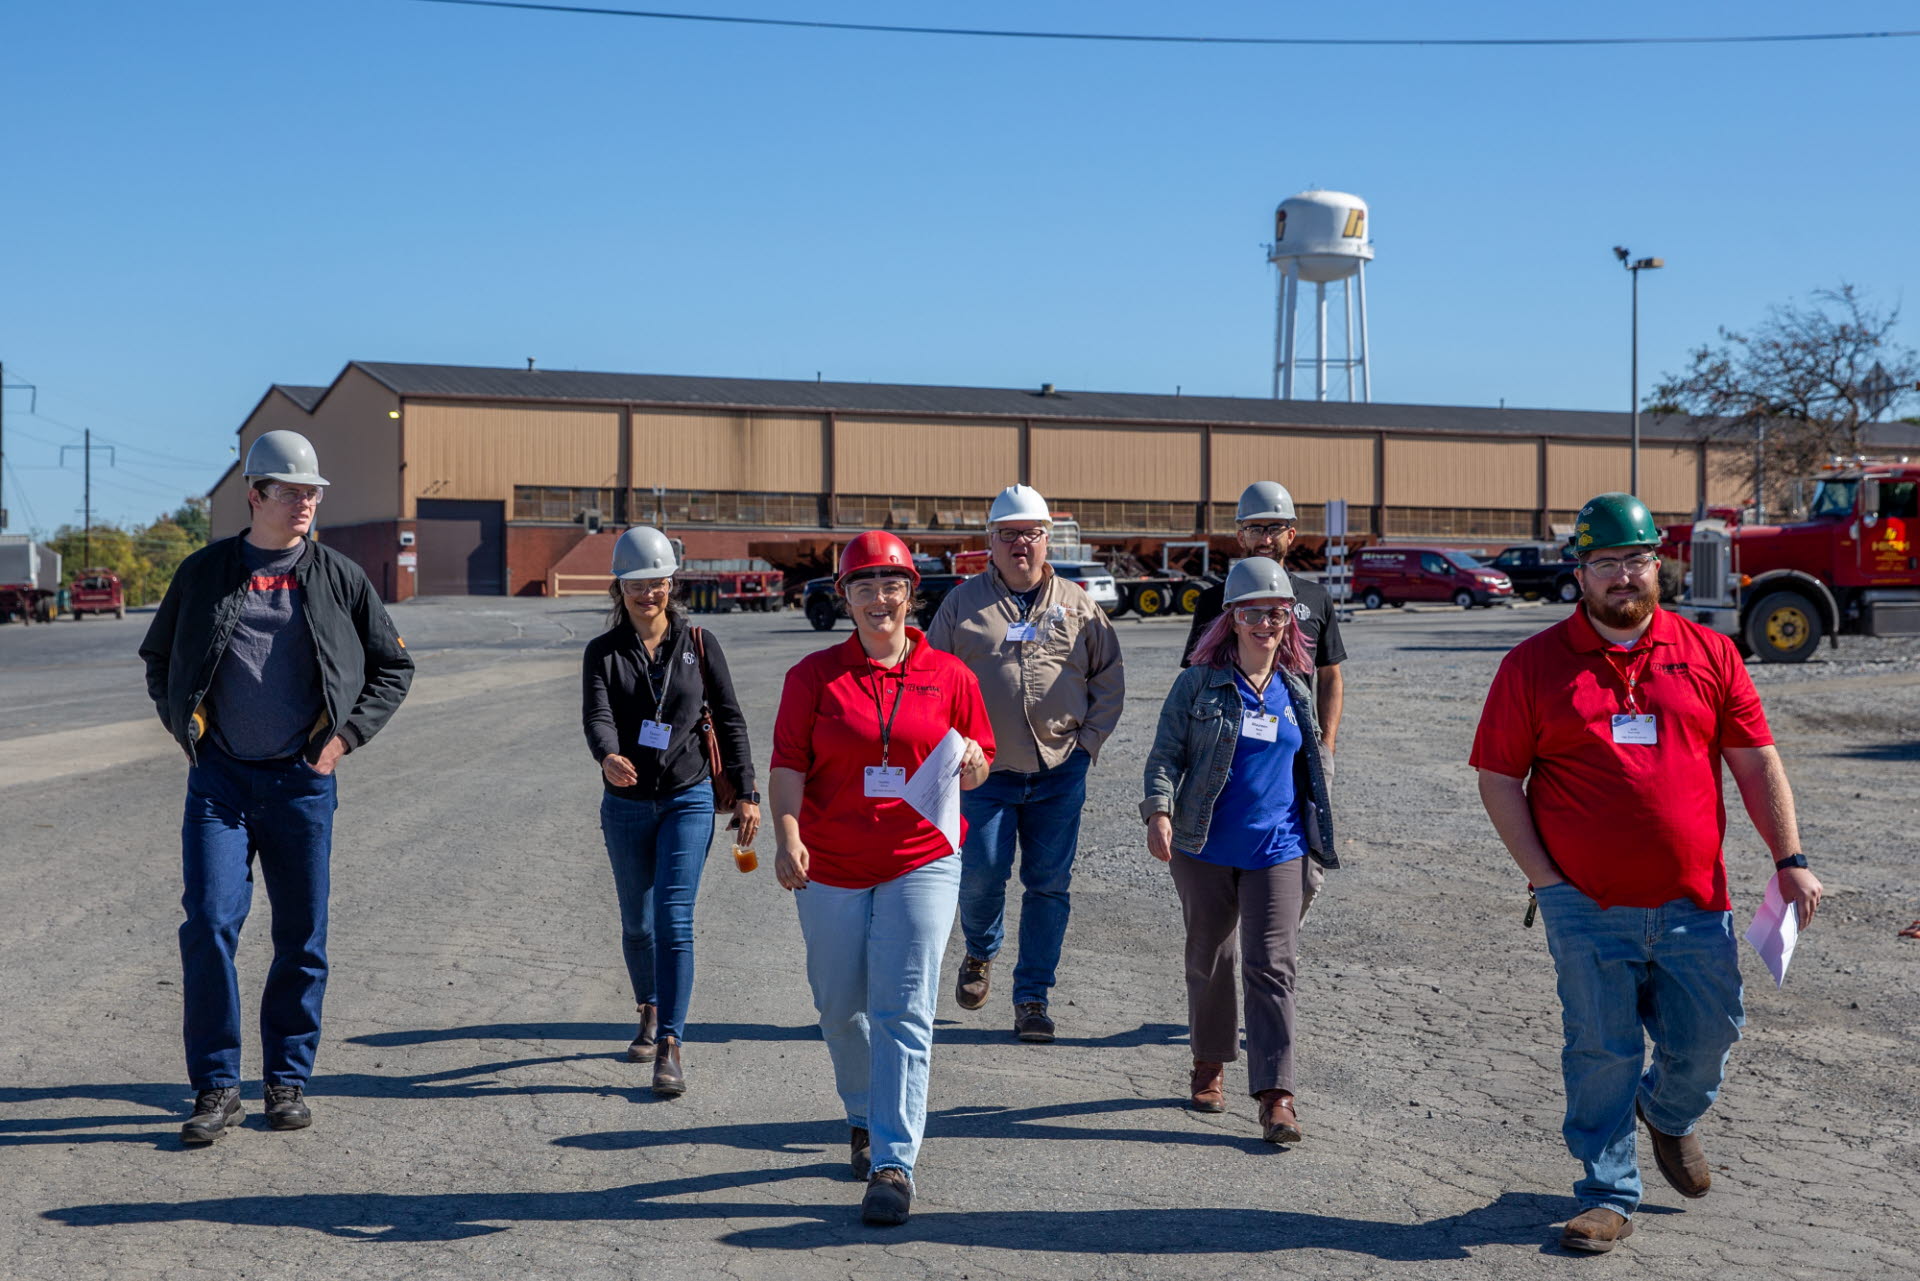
[{"x1": 0, "y1": 598, "x2": 1915, "y2": 1279}]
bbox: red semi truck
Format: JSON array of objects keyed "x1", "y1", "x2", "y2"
[
  {"x1": 1677, "y1": 458, "x2": 1919, "y2": 661},
  {"x1": 70, "y1": 568, "x2": 126, "y2": 620}
]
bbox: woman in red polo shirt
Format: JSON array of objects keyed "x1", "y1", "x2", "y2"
[{"x1": 771, "y1": 530, "x2": 992, "y2": 1228}]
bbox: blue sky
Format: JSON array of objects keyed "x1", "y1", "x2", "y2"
[{"x1": 3, "y1": 1, "x2": 1917, "y2": 532}]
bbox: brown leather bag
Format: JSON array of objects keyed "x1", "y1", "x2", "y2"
[{"x1": 691, "y1": 627, "x2": 738, "y2": 814}]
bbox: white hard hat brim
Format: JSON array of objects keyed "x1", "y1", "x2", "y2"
[
  {"x1": 615, "y1": 566, "x2": 676, "y2": 581},
  {"x1": 249, "y1": 470, "x2": 331, "y2": 486}
]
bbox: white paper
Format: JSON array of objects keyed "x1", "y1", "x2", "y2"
[
  {"x1": 1743, "y1": 874, "x2": 1801, "y2": 988},
  {"x1": 905, "y1": 728, "x2": 966, "y2": 855}
]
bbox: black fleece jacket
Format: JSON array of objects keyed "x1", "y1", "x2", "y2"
[
  {"x1": 581, "y1": 616, "x2": 756, "y2": 802},
  {"x1": 139, "y1": 533, "x2": 414, "y2": 765}
]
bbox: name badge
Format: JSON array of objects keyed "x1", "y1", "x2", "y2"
[
  {"x1": 1241, "y1": 712, "x2": 1280, "y2": 742},
  {"x1": 1005, "y1": 622, "x2": 1038, "y2": 643},
  {"x1": 638, "y1": 720, "x2": 672, "y2": 750},
  {"x1": 1610, "y1": 714, "x2": 1658, "y2": 745},
  {"x1": 864, "y1": 766, "x2": 907, "y2": 798}
]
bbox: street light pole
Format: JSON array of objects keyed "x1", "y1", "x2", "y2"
[{"x1": 1613, "y1": 247, "x2": 1663, "y2": 497}]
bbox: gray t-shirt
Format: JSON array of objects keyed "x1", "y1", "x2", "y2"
[{"x1": 208, "y1": 540, "x2": 325, "y2": 761}]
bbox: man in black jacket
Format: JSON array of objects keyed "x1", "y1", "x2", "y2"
[{"x1": 139, "y1": 430, "x2": 413, "y2": 1144}]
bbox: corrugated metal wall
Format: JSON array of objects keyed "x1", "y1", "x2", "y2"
[
  {"x1": 1384, "y1": 438, "x2": 1536, "y2": 508},
  {"x1": 1030, "y1": 426, "x2": 1201, "y2": 502},
  {"x1": 312, "y1": 367, "x2": 402, "y2": 527},
  {"x1": 1546, "y1": 442, "x2": 1629, "y2": 509},
  {"x1": 405, "y1": 402, "x2": 618, "y2": 514},
  {"x1": 1704, "y1": 445, "x2": 1753, "y2": 506},
  {"x1": 1640, "y1": 446, "x2": 1699, "y2": 513},
  {"x1": 631, "y1": 411, "x2": 823, "y2": 491},
  {"x1": 835, "y1": 419, "x2": 1019, "y2": 496},
  {"x1": 1211, "y1": 430, "x2": 1376, "y2": 504}
]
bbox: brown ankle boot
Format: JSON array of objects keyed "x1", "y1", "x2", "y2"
[
  {"x1": 652, "y1": 1036, "x2": 685, "y2": 1097},
  {"x1": 627, "y1": 1003, "x2": 658, "y2": 1063},
  {"x1": 1256, "y1": 1089, "x2": 1302, "y2": 1143},
  {"x1": 1188, "y1": 1061, "x2": 1226, "y2": 1113}
]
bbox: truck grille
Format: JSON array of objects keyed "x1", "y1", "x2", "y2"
[{"x1": 1689, "y1": 531, "x2": 1729, "y2": 603}]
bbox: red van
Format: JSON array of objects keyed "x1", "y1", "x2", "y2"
[{"x1": 1350, "y1": 546, "x2": 1514, "y2": 609}]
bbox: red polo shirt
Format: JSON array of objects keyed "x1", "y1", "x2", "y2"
[
  {"x1": 1469, "y1": 606, "x2": 1772, "y2": 911},
  {"x1": 771, "y1": 627, "x2": 996, "y2": 889}
]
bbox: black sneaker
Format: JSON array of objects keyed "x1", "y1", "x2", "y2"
[
  {"x1": 850, "y1": 1126, "x2": 872, "y2": 1181},
  {"x1": 181, "y1": 1087, "x2": 243, "y2": 1144},
  {"x1": 861, "y1": 1168, "x2": 913, "y2": 1226},
  {"x1": 1014, "y1": 1002, "x2": 1055, "y2": 1043},
  {"x1": 264, "y1": 1084, "x2": 312, "y2": 1131}
]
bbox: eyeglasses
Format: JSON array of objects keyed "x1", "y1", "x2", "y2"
[
  {"x1": 994, "y1": 527, "x2": 1048, "y2": 544},
  {"x1": 620, "y1": 579, "x2": 671, "y2": 597},
  {"x1": 1580, "y1": 552, "x2": 1659, "y2": 578},
  {"x1": 1232, "y1": 606, "x2": 1293, "y2": 626},
  {"x1": 1239, "y1": 522, "x2": 1293, "y2": 539},
  {"x1": 262, "y1": 485, "x2": 323, "y2": 507},
  {"x1": 845, "y1": 578, "x2": 913, "y2": 605}
]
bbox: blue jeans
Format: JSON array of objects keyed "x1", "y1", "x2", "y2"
[
  {"x1": 179, "y1": 743, "x2": 338, "y2": 1090},
  {"x1": 793, "y1": 855, "x2": 962, "y2": 1179},
  {"x1": 958, "y1": 749, "x2": 1090, "y2": 1006},
  {"x1": 600, "y1": 783, "x2": 715, "y2": 1041},
  {"x1": 1535, "y1": 883, "x2": 1746, "y2": 1216}
]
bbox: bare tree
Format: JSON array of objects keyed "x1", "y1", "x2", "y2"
[{"x1": 1650, "y1": 285, "x2": 1918, "y2": 516}]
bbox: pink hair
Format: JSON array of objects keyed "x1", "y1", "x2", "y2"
[{"x1": 1190, "y1": 600, "x2": 1313, "y2": 676}]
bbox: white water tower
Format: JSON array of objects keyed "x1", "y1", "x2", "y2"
[{"x1": 1268, "y1": 189, "x2": 1373, "y2": 401}]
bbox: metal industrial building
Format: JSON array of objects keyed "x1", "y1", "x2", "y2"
[{"x1": 208, "y1": 361, "x2": 1918, "y2": 600}]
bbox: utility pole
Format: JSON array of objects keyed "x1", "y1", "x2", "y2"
[
  {"x1": 61, "y1": 430, "x2": 114, "y2": 565},
  {"x1": 1, "y1": 365, "x2": 39, "y2": 533},
  {"x1": 1612, "y1": 247, "x2": 1664, "y2": 496}
]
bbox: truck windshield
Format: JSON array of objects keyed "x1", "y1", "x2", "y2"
[{"x1": 1808, "y1": 479, "x2": 1857, "y2": 518}]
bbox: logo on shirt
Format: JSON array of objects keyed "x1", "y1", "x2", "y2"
[
  {"x1": 903, "y1": 682, "x2": 942, "y2": 696},
  {"x1": 250, "y1": 574, "x2": 298, "y2": 592},
  {"x1": 1657, "y1": 662, "x2": 1690, "y2": 675},
  {"x1": 1283, "y1": 704, "x2": 1298, "y2": 725},
  {"x1": 682, "y1": 651, "x2": 696, "y2": 665},
  {"x1": 1293, "y1": 602, "x2": 1311, "y2": 622}
]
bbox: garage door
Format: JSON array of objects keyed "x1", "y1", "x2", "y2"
[{"x1": 415, "y1": 499, "x2": 504, "y2": 596}]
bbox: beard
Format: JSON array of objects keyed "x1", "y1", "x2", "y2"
[{"x1": 1585, "y1": 579, "x2": 1658, "y2": 630}]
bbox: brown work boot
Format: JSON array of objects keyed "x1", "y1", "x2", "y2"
[
  {"x1": 626, "y1": 1003, "x2": 658, "y2": 1063},
  {"x1": 955, "y1": 956, "x2": 991, "y2": 1010},
  {"x1": 849, "y1": 1126, "x2": 872, "y2": 1181},
  {"x1": 1561, "y1": 1207, "x2": 1634, "y2": 1253},
  {"x1": 1256, "y1": 1089, "x2": 1303, "y2": 1143},
  {"x1": 861, "y1": 1168, "x2": 913, "y2": 1226},
  {"x1": 652, "y1": 1036, "x2": 685, "y2": 1098},
  {"x1": 1638, "y1": 1102, "x2": 1710, "y2": 1198},
  {"x1": 1014, "y1": 1002, "x2": 1055, "y2": 1043},
  {"x1": 1188, "y1": 1061, "x2": 1226, "y2": 1113}
]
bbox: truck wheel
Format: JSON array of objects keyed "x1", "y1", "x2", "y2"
[
  {"x1": 1744, "y1": 591, "x2": 1822, "y2": 663},
  {"x1": 1453, "y1": 589, "x2": 1475, "y2": 609},
  {"x1": 1177, "y1": 583, "x2": 1202, "y2": 615},
  {"x1": 1135, "y1": 585, "x2": 1167, "y2": 616},
  {"x1": 805, "y1": 596, "x2": 838, "y2": 631},
  {"x1": 1361, "y1": 588, "x2": 1384, "y2": 610},
  {"x1": 1556, "y1": 577, "x2": 1580, "y2": 603},
  {"x1": 1106, "y1": 598, "x2": 1130, "y2": 619}
]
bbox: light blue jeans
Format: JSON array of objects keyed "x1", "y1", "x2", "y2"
[
  {"x1": 793, "y1": 855, "x2": 962, "y2": 1179},
  {"x1": 1535, "y1": 882, "x2": 1746, "y2": 1216}
]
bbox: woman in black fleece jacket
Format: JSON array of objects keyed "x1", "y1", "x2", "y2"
[{"x1": 582, "y1": 528, "x2": 757, "y2": 1096}]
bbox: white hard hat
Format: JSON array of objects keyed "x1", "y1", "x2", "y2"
[
  {"x1": 243, "y1": 430, "x2": 329, "y2": 487},
  {"x1": 987, "y1": 484, "x2": 1053, "y2": 526},
  {"x1": 611, "y1": 526, "x2": 678, "y2": 580},
  {"x1": 1223, "y1": 556, "x2": 1294, "y2": 605},
  {"x1": 1236, "y1": 481, "x2": 1295, "y2": 523}
]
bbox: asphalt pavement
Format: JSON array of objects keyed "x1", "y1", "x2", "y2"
[{"x1": 1, "y1": 597, "x2": 1916, "y2": 1280}]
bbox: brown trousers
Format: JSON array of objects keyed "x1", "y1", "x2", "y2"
[{"x1": 1168, "y1": 849, "x2": 1308, "y2": 1097}]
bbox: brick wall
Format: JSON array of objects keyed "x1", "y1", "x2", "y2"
[{"x1": 316, "y1": 519, "x2": 413, "y2": 603}]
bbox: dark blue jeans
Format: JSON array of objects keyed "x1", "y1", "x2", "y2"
[
  {"x1": 600, "y1": 782, "x2": 715, "y2": 1041},
  {"x1": 958, "y1": 749, "x2": 1090, "y2": 1006},
  {"x1": 179, "y1": 743, "x2": 338, "y2": 1091}
]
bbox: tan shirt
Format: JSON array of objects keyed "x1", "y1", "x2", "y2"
[{"x1": 926, "y1": 563, "x2": 1125, "y2": 774}]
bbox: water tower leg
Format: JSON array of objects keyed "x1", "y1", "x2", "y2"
[
  {"x1": 1273, "y1": 269, "x2": 1287, "y2": 398},
  {"x1": 1315, "y1": 281, "x2": 1329, "y2": 402},
  {"x1": 1280, "y1": 268, "x2": 1298, "y2": 400},
  {"x1": 1343, "y1": 277, "x2": 1357, "y2": 402},
  {"x1": 1356, "y1": 259, "x2": 1372, "y2": 403}
]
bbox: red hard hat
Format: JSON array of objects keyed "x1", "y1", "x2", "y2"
[{"x1": 837, "y1": 530, "x2": 918, "y2": 583}]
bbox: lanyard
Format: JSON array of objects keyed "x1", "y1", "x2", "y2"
[
  {"x1": 864, "y1": 640, "x2": 914, "y2": 766},
  {"x1": 636, "y1": 629, "x2": 674, "y2": 717},
  {"x1": 1234, "y1": 662, "x2": 1277, "y2": 710},
  {"x1": 997, "y1": 574, "x2": 1044, "y2": 627},
  {"x1": 1608, "y1": 644, "x2": 1656, "y2": 714}
]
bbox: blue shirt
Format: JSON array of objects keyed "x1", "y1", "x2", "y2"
[
  {"x1": 1182, "y1": 669, "x2": 1307, "y2": 870},
  {"x1": 208, "y1": 540, "x2": 325, "y2": 760}
]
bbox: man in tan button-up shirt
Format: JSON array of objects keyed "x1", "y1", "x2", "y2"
[{"x1": 926, "y1": 484, "x2": 1125, "y2": 1043}]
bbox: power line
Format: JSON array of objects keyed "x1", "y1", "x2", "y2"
[
  {"x1": 30, "y1": 410, "x2": 217, "y2": 470},
  {"x1": 2, "y1": 456, "x2": 41, "y2": 531},
  {"x1": 408, "y1": 0, "x2": 1920, "y2": 48}
]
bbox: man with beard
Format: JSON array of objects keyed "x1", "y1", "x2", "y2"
[{"x1": 1470, "y1": 492, "x2": 1821, "y2": 1254}]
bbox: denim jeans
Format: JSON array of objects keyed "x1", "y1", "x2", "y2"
[
  {"x1": 600, "y1": 782, "x2": 716, "y2": 1041},
  {"x1": 793, "y1": 854, "x2": 962, "y2": 1179},
  {"x1": 1535, "y1": 882, "x2": 1746, "y2": 1216},
  {"x1": 179, "y1": 743, "x2": 338, "y2": 1090},
  {"x1": 958, "y1": 749, "x2": 1090, "y2": 1006}
]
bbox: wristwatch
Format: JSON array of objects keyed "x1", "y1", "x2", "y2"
[
  {"x1": 741, "y1": 790, "x2": 762, "y2": 805},
  {"x1": 1774, "y1": 853, "x2": 1809, "y2": 870}
]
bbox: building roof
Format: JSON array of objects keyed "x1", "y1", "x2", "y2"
[
  {"x1": 316, "y1": 360, "x2": 1920, "y2": 448},
  {"x1": 273, "y1": 384, "x2": 329, "y2": 411}
]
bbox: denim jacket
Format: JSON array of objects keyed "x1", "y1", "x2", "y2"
[{"x1": 1140, "y1": 663, "x2": 1338, "y2": 867}]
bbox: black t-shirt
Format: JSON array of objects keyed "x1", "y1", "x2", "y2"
[{"x1": 1181, "y1": 573, "x2": 1348, "y2": 673}]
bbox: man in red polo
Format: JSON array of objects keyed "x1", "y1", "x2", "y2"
[{"x1": 1471, "y1": 492, "x2": 1822, "y2": 1255}]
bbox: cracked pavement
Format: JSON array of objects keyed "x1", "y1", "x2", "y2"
[{"x1": 2, "y1": 598, "x2": 1916, "y2": 1279}]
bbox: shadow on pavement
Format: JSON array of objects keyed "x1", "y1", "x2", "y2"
[
  {"x1": 42, "y1": 1165, "x2": 1596, "y2": 1259},
  {"x1": 347, "y1": 1022, "x2": 822, "y2": 1048},
  {"x1": 931, "y1": 1020, "x2": 1187, "y2": 1049},
  {"x1": 1829, "y1": 741, "x2": 1920, "y2": 762}
]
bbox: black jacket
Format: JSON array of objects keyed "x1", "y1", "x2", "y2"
[
  {"x1": 581, "y1": 616, "x2": 756, "y2": 802},
  {"x1": 139, "y1": 533, "x2": 415, "y2": 765}
]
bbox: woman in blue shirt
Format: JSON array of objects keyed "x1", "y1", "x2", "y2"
[{"x1": 1141, "y1": 557, "x2": 1336, "y2": 1143}]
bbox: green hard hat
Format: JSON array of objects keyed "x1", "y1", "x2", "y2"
[{"x1": 1569, "y1": 492, "x2": 1660, "y2": 554}]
